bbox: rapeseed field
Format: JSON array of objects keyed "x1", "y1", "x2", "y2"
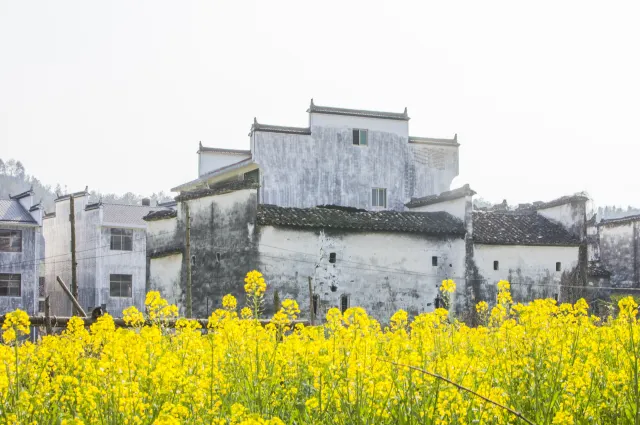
[{"x1": 1, "y1": 271, "x2": 640, "y2": 424}]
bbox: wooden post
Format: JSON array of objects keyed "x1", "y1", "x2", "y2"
[
  {"x1": 185, "y1": 202, "x2": 192, "y2": 318},
  {"x1": 69, "y1": 195, "x2": 78, "y2": 315},
  {"x1": 56, "y1": 276, "x2": 87, "y2": 317},
  {"x1": 308, "y1": 276, "x2": 315, "y2": 326},
  {"x1": 44, "y1": 296, "x2": 52, "y2": 335}
]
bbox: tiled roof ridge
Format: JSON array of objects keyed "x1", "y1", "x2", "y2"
[
  {"x1": 536, "y1": 193, "x2": 589, "y2": 210},
  {"x1": 198, "y1": 142, "x2": 251, "y2": 155},
  {"x1": 143, "y1": 209, "x2": 178, "y2": 222},
  {"x1": 406, "y1": 184, "x2": 475, "y2": 208},
  {"x1": 307, "y1": 98, "x2": 410, "y2": 121},
  {"x1": 250, "y1": 118, "x2": 311, "y2": 136},
  {"x1": 175, "y1": 179, "x2": 259, "y2": 202},
  {"x1": 257, "y1": 204, "x2": 465, "y2": 236},
  {"x1": 0, "y1": 199, "x2": 38, "y2": 224},
  {"x1": 599, "y1": 213, "x2": 640, "y2": 226},
  {"x1": 472, "y1": 210, "x2": 580, "y2": 246},
  {"x1": 409, "y1": 135, "x2": 459, "y2": 146},
  {"x1": 9, "y1": 187, "x2": 34, "y2": 200}
]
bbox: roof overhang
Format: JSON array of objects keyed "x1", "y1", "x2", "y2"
[
  {"x1": 172, "y1": 158, "x2": 257, "y2": 192},
  {"x1": 409, "y1": 136, "x2": 459, "y2": 147}
]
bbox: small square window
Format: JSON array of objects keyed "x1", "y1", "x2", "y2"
[
  {"x1": 110, "y1": 228, "x2": 133, "y2": 251},
  {"x1": 329, "y1": 252, "x2": 336, "y2": 263},
  {"x1": 432, "y1": 256, "x2": 438, "y2": 267},
  {"x1": 109, "y1": 274, "x2": 132, "y2": 297},
  {"x1": 340, "y1": 294, "x2": 350, "y2": 313},
  {"x1": 353, "y1": 129, "x2": 368, "y2": 146},
  {"x1": 372, "y1": 188, "x2": 387, "y2": 208},
  {"x1": 0, "y1": 274, "x2": 21, "y2": 297},
  {"x1": 556, "y1": 262, "x2": 561, "y2": 272},
  {"x1": 0, "y1": 229, "x2": 22, "y2": 252},
  {"x1": 493, "y1": 261, "x2": 499, "y2": 271}
]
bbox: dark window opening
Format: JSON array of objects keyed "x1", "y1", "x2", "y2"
[
  {"x1": 312, "y1": 294, "x2": 320, "y2": 316},
  {"x1": 554, "y1": 293, "x2": 559, "y2": 302},
  {"x1": 244, "y1": 169, "x2": 260, "y2": 183},
  {"x1": 371, "y1": 188, "x2": 387, "y2": 208},
  {"x1": 38, "y1": 276, "x2": 45, "y2": 297},
  {"x1": 109, "y1": 274, "x2": 132, "y2": 297},
  {"x1": 340, "y1": 294, "x2": 349, "y2": 313},
  {"x1": 493, "y1": 261, "x2": 499, "y2": 271},
  {"x1": 352, "y1": 129, "x2": 368, "y2": 146},
  {"x1": 38, "y1": 300, "x2": 45, "y2": 314},
  {"x1": 0, "y1": 274, "x2": 21, "y2": 297},
  {"x1": 329, "y1": 252, "x2": 336, "y2": 263},
  {"x1": 432, "y1": 256, "x2": 438, "y2": 267},
  {"x1": 191, "y1": 255, "x2": 196, "y2": 266},
  {"x1": 0, "y1": 229, "x2": 22, "y2": 252},
  {"x1": 216, "y1": 252, "x2": 221, "y2": 262},
  {"x1": 110, "y1": 228, "x2": 133, "y2": 251},
  {"x1": 556, "y1": 262, "x2": 561, "y2": 272}
]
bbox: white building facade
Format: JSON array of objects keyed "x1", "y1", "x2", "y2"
[{"x1": 43, "y1": 191, "x2": 170, "y2": 316}]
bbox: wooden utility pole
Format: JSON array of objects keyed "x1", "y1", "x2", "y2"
[
  {"x1": 44, "y1": 296, "x2": 52, "y2": 335},
  {"x1": 308, "y1": 276, "x2": 315, "y2": 326},
  {"x1": 69, "y1": 195, "x2": 78, "y2": 315},
  {"x1": 185, "y1": 202, "x2": 192, "y2": 318},
  {"x1": 56, "y1": 276, "x2": 87, "y2": 317}
]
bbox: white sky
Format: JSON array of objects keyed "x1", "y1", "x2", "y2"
[{"x1": 1, "y1": 1, "x2": 638, "y2": 207}]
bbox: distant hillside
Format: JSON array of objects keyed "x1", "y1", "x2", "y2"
[{"x1": 0, "y1": 158, "x2": 173, "y2": 212}]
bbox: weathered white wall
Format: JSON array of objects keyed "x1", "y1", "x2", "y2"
[
  {"x1": 96, "y1": 226, "x2": 147, "y2": 315},
  {"x1": 309, "y1": 113, "x2": 409, "y2": 137},
  {"x1": 598, "y1": 222, "x2": 638, "y2": 287},
  {"x1": 0, "y1": 224, "x2": 38, "y2": 315},
  {"x1": 149, "y1": 253, "x2": 182, "y2": 306},
  {"x1": 43, "y1": 194, "x2": 99, "y2": 315},
  {"x1": 410, "y1": 197, "x2": 467, "y2": 220},
  {"x1": 473, "y1": 244, "x2": 579, "y2": 302},
  {"x1": 257, "y1": 226, "x2": 466, "y2": 322},
  {"x1": 199, "y1": 152, "x2": 251, "y2": 176},
  {"x1": 538, "y1": 202, "x2": 586, "y2": 239},
  {"x1": 147, "y1": 215, "x2": 178, "y2": 250},
  {"x1": 252, "y1": 125, "x2": 458, "y2": 211}
]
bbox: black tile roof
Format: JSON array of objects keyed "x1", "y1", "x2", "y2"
[
  {"x1": 409, "y1": 135, "x2": 459, "y2": 146},
  {"x1": 598, "y1": 214, "x2": 640, "y2": 227},
  {"x1": 257, "y1": 204, "x2": 465, "y2": 236},
  {"x1": 406, "y1": 184, "x2": 475, "y2": 208},
  {"x1": 473, "y1": 211, "x2": 580, "y2": 246},
  {"x1": 54, "y1": 190, "x2": 89, "y2": 202},
  {"x1": 150, "y1": 246, "x2": 184, "y2": 259},
  {"x1": 307, "y1": 99, "x2": 410, "y2": 121},
  {"x1": 588, "y1": 261, "x2": 612, "y2": 278},
  {"x1": 9, "y1": 188, "x2": 33, "y2": 200},
  {"x1": 536, "y1": 194, "x2": 589, "y2": 210},
  {"x1": 143, "y1": 209, "x2": 178, "y2": 222},
  {"x1": 0, "y1": 199, "x2": 37, "y2": 224},
  {"x1": 250, "y1": 118, "x2": 311, "y2": 135},
  {"x1": 198, "y1": 142, "x2": 251, "y2": 155},
  {"x1": 175, "y1": 180, "x2": 259, "y2": 202}
]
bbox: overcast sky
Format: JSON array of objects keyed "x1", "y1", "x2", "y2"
[{"x1": 1, "y1": 1, "x2": 638, "y2": 207}]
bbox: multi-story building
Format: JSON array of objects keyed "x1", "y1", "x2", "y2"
[
  {"x1": 146, "y1": 101, "x2": 590, "y2": 322},
  {"x1": 0, "y1": 189, "x2": 43, "y2": 315},
  {"x1": 173, "y1": 100, "x2": 460, "y2": 211},
  {"x1": 43, "y1": 191, "x2": 170, "y2": 316}
]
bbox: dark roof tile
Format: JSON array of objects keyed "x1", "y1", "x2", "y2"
[
  {"x1": 258, "y1": 204, "x2": 465, "y2": 236},
  {"x1": 406, "y1": 184, "x2": 475, "y2": 208},
  {"x1": 0, "y1": 199, "x2": 37, "y2": 224},
  {"x1": 473, "y1": 211, "x2": 580, "y2": 246},
  {"x1": 588, "y1": 261, "x2": 612, "y2": 278},
  {"x1": 198, "y1": 143, "x2": 251, "y2": 155},
  {"x1": 536, "y1": 194, "x2": 589, "y2": 210},
  {"x1": 143, "y1": 209, "x2": 178, "y2": 222},
  {"x1": 307, "y1": 99, "x2": 409, "y2": 121},
  {"x1": 250, "y1": 119, "x2": 311, "y2": 135},
  {"x1": 175, "y1": 180, "x2": 259, "y2": 202},
  {"x1": 599, "y1": 214, "x2": 640, "y2": 227}
]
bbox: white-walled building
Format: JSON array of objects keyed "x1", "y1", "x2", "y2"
[
  {"x1": 43, "y1": 191, "x2": 171, "y2": 316},
  {"x1": 0, "y1": 189, "x2": 43, "y2": 315},
  {"x1": 173, "y1": 100, "x2": 459, "y2": 211}
]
